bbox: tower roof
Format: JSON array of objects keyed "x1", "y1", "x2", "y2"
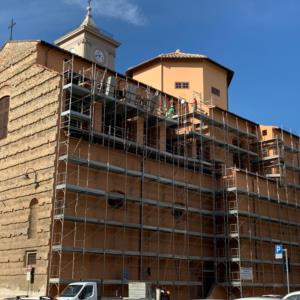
[
  {"x1": 80, "y1": 0, "x2": 98, "y2": 29},
  {"x1": 55, "y1": 0, "x2": 120, "y2": 48}
]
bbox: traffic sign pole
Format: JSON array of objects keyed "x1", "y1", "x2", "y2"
[
  {"x1": 283, "y1": 249, "x2": 290, "y2": 294},
  {"x1": 275, "y1": 244, "x2": 290, "y2": 294}
]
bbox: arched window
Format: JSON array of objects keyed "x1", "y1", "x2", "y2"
[
  {"x1": 28, "y1": 198, "x2": 38, "y2": 239},
  {"x1": 0, "y1": 96, "x2": 9, "y2": 139}
]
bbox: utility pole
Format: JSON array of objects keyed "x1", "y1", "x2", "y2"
[{"x1": 8, "y1": 18, "x2": 16, "y2": 40}]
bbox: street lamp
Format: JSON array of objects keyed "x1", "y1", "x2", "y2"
[{"x1": 24, "y1": 168, "x2": 39, "y2": 189}]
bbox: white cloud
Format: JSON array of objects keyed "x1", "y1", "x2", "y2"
[{"x1": 64, "y1": 0, "x2": 146, "y2": 25}]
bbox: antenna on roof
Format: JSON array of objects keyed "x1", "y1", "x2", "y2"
[{"x1": 8, "y1": 18, "x2": 16, "y2": 40}]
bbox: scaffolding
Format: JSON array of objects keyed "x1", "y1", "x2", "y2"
[
  {"x1": 48, "y1": 57, "x2": 218, "y2": 299},
  {"x1": 47, "y1": 55, "x2": 300, "y2": 300},
  {"x1": 223, "y1": 166, "x2": 300, "y2": 297}
]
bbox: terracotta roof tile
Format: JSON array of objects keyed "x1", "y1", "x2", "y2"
[{"x1": 158, "y1": 49, "x2": 207, "y2": 59}]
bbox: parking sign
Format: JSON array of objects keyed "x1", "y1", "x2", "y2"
[{"x1": 275, "y1": 244, "x2": 283, "y2": 259}]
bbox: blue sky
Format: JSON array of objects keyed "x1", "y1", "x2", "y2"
[{"x1": 1, "y1": 0, "x2": 300, "y2": 134}]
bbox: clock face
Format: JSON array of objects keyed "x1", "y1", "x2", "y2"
[{"x1": 94, "y1": 49, "x2": 105, "y2": 63}]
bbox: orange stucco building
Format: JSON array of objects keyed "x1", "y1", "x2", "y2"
[{"x1": 127, "y1": 49, "x2": 233, "y2": 111}]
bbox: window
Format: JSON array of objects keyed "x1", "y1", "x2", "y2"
[
  {"x1": 26, "y1": 251, "x2": 37, "y2": 266},
  {"x1": 0, "y1": 96, "x2": 9, "y2": 139},
  {"x1": 173, "y1": 203, "x2": 185, "y2": 219},
  {"x1": 182, "y1": 82, "x2": 189, "y2": 89},
  {"x1": 285, "y1": 295, "x2": 300, "y2": 300},
  {"x1": 175, "y1": 82, "x2": 189, "y2": 89},
  {"x1": 108, "y1": 191, "x2": 124, "y2": 209},
  {"x1": 60, "y1": 285, "x2": 83, "y2": 297},
  {"x1": 262, "y1": 130, "x2": 267, "y2": 136},
  {"x1": 211, "y1": 87, "x2": 220, "y2": 97},
  {"x1": 79, "y1": 285, "x2": 94, "y2": 299}
]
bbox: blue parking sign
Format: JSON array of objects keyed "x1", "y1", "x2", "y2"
[{"x1": 275, "y1": 244, "x2": 283, "y2": 259}]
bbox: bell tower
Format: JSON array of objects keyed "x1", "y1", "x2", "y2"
[{"x1": 55, "y1": 0, "x2": 121, "y2": 70}]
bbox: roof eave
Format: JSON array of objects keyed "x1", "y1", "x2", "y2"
[{"x1": 127, "y1": 56, "x2": 234, "y2": 86}]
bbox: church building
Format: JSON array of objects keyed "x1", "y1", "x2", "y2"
[{"x1": 1, "y1": 2, "x2": 300, "y2": 300}]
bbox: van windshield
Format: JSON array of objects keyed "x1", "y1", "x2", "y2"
[{"x1": 60, "y1": 284, "x2": 83, "y2": 297}]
